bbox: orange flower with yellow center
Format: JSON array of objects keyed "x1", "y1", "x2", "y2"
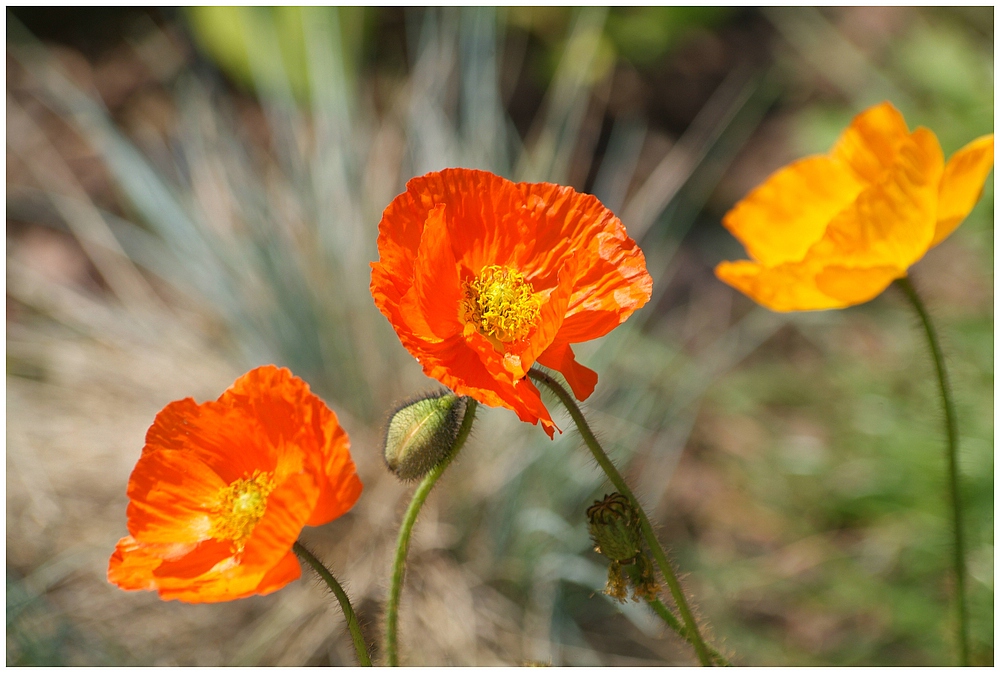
[
  {"x1": 716, "y1": 102, "x2": 994, "y2": 311},
  {"x1": 370, "y1": 168, "x2": 652, "y2": 437},
  {"x1": 108, "y1": 365, "x2": 362, "y2": 603}
]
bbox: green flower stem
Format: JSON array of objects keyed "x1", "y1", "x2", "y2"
[
  {"x1": 895, "y1": 276, "x2": 969, "y2": 666},
  {"x1": 385, "y1": 398, "x2": 478, "y2": 667},
  {"x1": 528, "y1": 368, "x2": 714, "y2": 666},
  {"x1": 648, "y1": 597, "x2": 731, "y2": 666},
  {"x1": 292, "y1": 541, "x2": 372, "y2": 667}
]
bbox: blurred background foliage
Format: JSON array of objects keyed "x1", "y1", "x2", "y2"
[{"x1": 6, "y1": 6, "x2": 993, "y2": 666}]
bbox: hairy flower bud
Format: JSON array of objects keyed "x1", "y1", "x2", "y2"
[
  {"x1": 587, "y1": 492, "x2": 659, "y2": 602},
  {"x1": 586, "y1": 492, "x2": 643, "y2": 562},
  {"x1": 383, "y1": 391, "x2": 469, "y2": 481}
]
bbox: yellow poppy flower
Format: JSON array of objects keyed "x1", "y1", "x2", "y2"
[{"x1": 716, "y1": 102, "x2": 993, "y2": 311}]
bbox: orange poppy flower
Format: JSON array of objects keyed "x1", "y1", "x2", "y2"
[
  {"x1": 370, "y1": 168, "x2": 652, "y2": 437},
  {"x1": 716, "y1": 102, "x2": 994, "y2": 311},
  {"x1": 108, "y1": 365, "x2": 362, "y2": 603}
]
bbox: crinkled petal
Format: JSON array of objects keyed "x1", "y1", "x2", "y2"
[
  {"x1": 932, "y1": 134, "x2": 995, "y2": 247},
  {"x1": 143, "y1": 397, "x2": 275, "y2": 486},
  {"x1": 399, "y1": 204, "x2": 464, "y2": 342},
  {"x1": 407, "y1": 328, "x2": 556, "y2": 436},
  {"x1": 518, "y1": 182, "x2": 652, "y2": 333},
  {"x1": 440, "y1": 171, "x2": 529, "y2": 273}
]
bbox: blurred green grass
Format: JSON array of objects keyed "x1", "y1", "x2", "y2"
[{"x1": 6, "y1": 6, "x2": 993, "y2": 666}]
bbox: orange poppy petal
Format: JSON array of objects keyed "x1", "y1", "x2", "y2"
[
  {"x1": 399, "y1": 204, "x2": 465, "y2": 341},
  {"x1": 715, "y1": 259, "x2": 848, "y2": 312},
  {"x1": 830, "y1": 101, "x2": 911, "y2": 185},
  {"x1": 108, "y1": 537, "x2": 265, "y2": 604},
  {"x1": 255, "y1": 551, "x2": 303, "y2": 596},
  {"x1": 814, "y1": 264, "x2": 906, "y2": 305},
  {"x1": 721, "y1": 155, "x2": 867, "y2": 267},
  {"x1": 564, "y1": 228, "x2": 651, "y2": 321},
  {"x1": 125, "y1": 449, "x2": 221, "y2": 544},
  {"x1": 306, "y1": 423, "x2": 363, "y2": 527},
  {"x1": 143, "y1": 398, "x2": 274, "y2": 485},
  {"x1": 108, "y1": 536, "x2": 167, "y2": 591},
  {"x1": 536, "y1": 342, "x2": 598, "y2": 401},
  {"x1": 807, "y1": 127, "x2": 944, "y2": 270},
  {"x1": 152, "y1": 539, "x2": 234, "y2": 580},
  {"x1": 220, "y1": 365, "x2": 362, "y2": 526},
  {"x1": 156, "y1": 566, "x2": 266, "y2": 603},
  {"x1": 241, "y1": 473, "x2": 318, "y2": 571},
  {"x1": 932, "y1": 133, "x2": 995, "y2": 247},
  {"x1": 515, "y1": 182, "x2": 613, "y2": 285},
  {"x1": 512, "y1": 261, "x2": 577, "y2": 379},
  {"x1": 401, "y1": 169, "x2": 528, "y2": 273}
]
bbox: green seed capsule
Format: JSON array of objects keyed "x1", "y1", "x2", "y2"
[{"x1": 383, "y1": 392, "x2": 469, "y2": 481}]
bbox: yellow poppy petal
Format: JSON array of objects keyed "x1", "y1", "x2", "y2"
[
  {"x1": 931, "y1": 134, "x2": 995, "y2": 247},
  {"x1": 714, "y1": 259, "x2": 848, "y2": 312},
  {"x1": 721, "y1": 155, "x2": 867, "y2": 267},
  {"x1": 806, "y1": 127, "x2": 944, "y2": 270},
  {"x1": 830, "y1": 101, "x2": 911, "y2": 185},
  {"x1": 814, "y1": 264, "x2": 906, "y2": 306}
]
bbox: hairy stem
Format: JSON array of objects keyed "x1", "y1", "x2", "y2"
[
  {"x1": 293, "y1": 541, "x2": 372, "y2": 666},
  {"x1": 648, "y1": 598, "x2": 731, "y2": 666},
  {"x1": 895, "y1": 277, "x2": 969, "y2": 665},
  {"x1": 528, "y1": 368, "x2": 714, "y2": 666},
  {"x1": 385, "y1": 399, "x2": 478, "y2": 666}
]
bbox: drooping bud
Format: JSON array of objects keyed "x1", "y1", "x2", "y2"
[
  {"x1": 383, "y1": 391, "x2": 469, "y2": 481},
  {"x1": 587, "y1": 493, "x2": 659, "y2": 602}
]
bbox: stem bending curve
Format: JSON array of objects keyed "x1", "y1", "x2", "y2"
[
  {"x1": 528, "y1": 367, "x2": 716, "y2": 666},
  {"x1": 293, "y1": 541, "x2": 373, "y2": 666},
  {"x1": 385, "y1": 398, "x2": 478, "y2": 666}
]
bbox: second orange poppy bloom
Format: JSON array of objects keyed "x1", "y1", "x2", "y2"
[
  {"x1": 371, "y1": 169, "x2": 652, "y2": 436},
  {"x1": 108, "y1": 365, "x2": 362, "y2": 603}
]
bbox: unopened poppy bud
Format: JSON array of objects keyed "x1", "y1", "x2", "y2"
[
  {"x1": 383, "y1": 391, "x2": 469, "y2": 481},
  {"x1": 586, "y1": 492, "x2": 643, "y2": 562}
]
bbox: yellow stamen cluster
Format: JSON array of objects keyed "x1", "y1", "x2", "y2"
[
  {"x1": 211, "y1": 471, "x2": 277, "y2": 550},
  {"x1": 462, "y1": 265, "x2": 540, "y2": 343}
]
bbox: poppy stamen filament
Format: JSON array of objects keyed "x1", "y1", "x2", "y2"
[
  {"x1": 211, "y1": 471, "x2": 276, "y2": 549},
  {"x1": 462, "y1": 265, "x2": 540, "y2": 343}
]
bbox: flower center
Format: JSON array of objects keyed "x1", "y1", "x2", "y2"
[
  {"x1": 210, "y1": 471, "x2": 277, "y2": 550},
  {"x1": 462, "y1": 265, "x2": 540, "y2": 343}
]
